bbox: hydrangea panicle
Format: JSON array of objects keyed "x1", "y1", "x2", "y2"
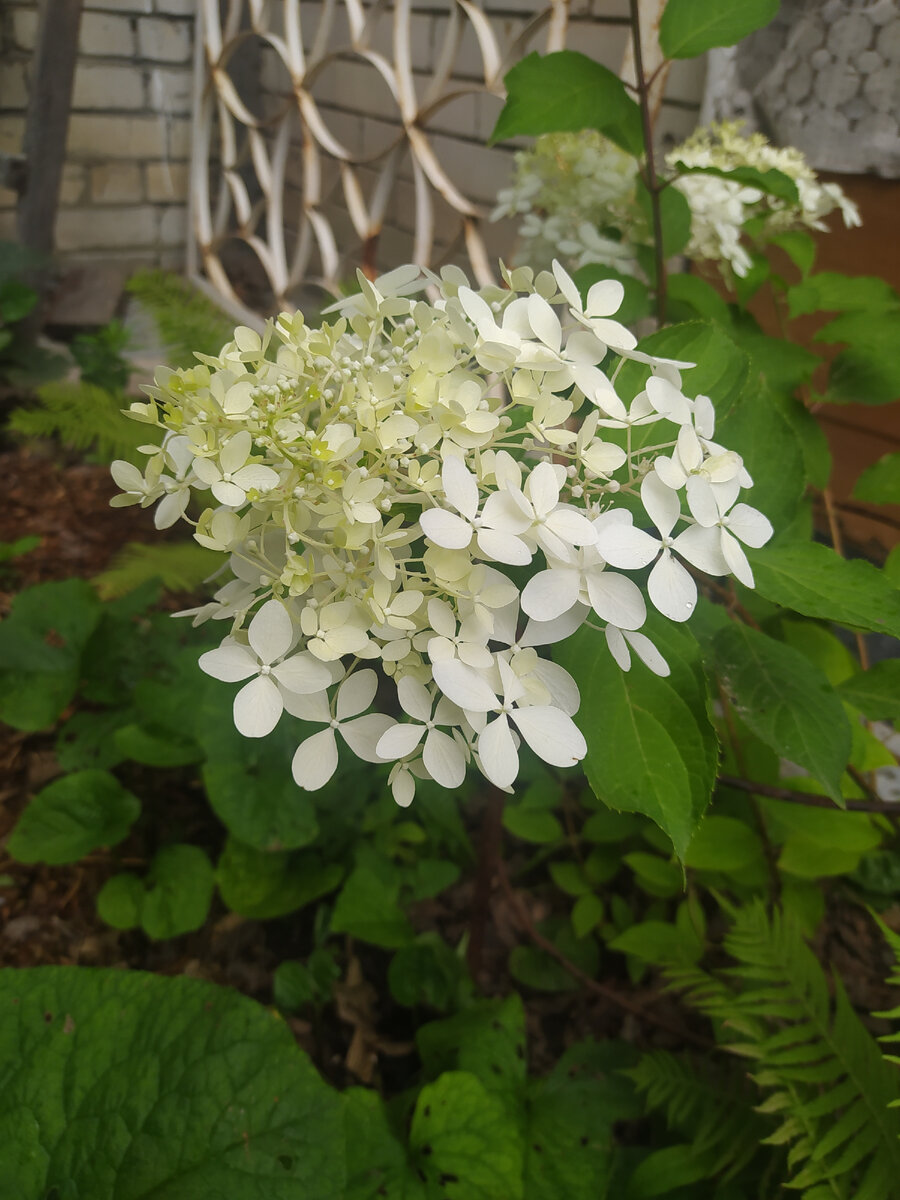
[{"x1": 112, "y1": 260, "x2": 772, "y2": 801}]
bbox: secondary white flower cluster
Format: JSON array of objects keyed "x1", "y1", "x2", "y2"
[
  {"x1": 493, "y1": 122, "x2": 861, "y2": 282},
  {"x1": 668, "y1": 121, "x2": 862, "y2": 277},
  {"x1": 112, "y1": 261, "x2": 772, "y2": 803},
  {"x1": 492, "y1": 131, "x2": 641, "y2": 276}
]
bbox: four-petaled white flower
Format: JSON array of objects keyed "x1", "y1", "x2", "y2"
[
  {"x1": 199, "y1": 599, "x2": 331, "y2": 737},
  {"x1": 432, "y1": 656, "x2": 586, "y2": 789},
  {"x1": 376, "y1": 677, "x2": 468, "y2": 789},
  {"x1": 290, "y1": 669, "x2": 394, "y2": 790},
  {"x1": 192, "y1": 430, "x2": 280, "y2": 507}
]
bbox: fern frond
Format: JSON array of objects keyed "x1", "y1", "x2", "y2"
[
  {"x1": 668, "y1": 902, "x2": 900, "y2": 1200},
  {"x1": 126, "y1": 270, "x2": 234, "y2": 368},
  {"x1": 628, "y1": 1049, "x2": 768, "y2": 1186},
  {"x1": 93, "y1": 541, "x2": 220, "y2": 600},
  {"x1": 8, "y1": 381, "x2": 157, "y2": 465}
]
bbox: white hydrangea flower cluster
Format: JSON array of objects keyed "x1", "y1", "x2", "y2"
[
  {"x1": 112, "y1": 260, "x2": 772, "y2": 804},
  {"x1": 492, "y1": 131, "x2": 641, "y2": 276},
  {"x1": 668, "y1": 121, "x2": 862, "y2": 277}
]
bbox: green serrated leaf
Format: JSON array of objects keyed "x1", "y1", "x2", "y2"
[
  {"x1": 659, "y1": 0, "x2": 779, "y2": 58},
  {"x1": 409, "y1": 1071, "x2": 525, "y2": 1199},
  {"x1": 571, "y1": 893, "x2": 605, "y2": 939},
  {"x1": 0, "y1": 966, "x2": 345, "y2": 1198},
  {"x1": 331, "y1": 863, "x2": 413, "y2": 948},
  {"x1": 491, "y1": 51, "x2": 642, "y2": 155},
  {"x1": 8, "y1": 770, "x2": 141, "y2": 865},
  {"x1": 141, "y1": 844, "x2": 215, "y2": 939},
  {"x1": 557, "y1": 619, "x2": 717, "y2": 858},
  {"x1": 853, "y1": 453, "x2": 900, "y2": 506},
  {"x1": 684, "y1": 814, "x2": 765, "y2": 872},
  {"x1": 672, "y1": 162, "x2": 799, "y2": 203},
  {"x1": 746, "y1": 541, "x2": 900, "y2": 638},
  {"x1": 787, "y1": 272, "x2": 899, "y2": 319},
  {"x1": 216, "y1": 838, "x2": 343, "y2": 919},
  {"x1": 616, "y1": 320, "x2": 749, "y2": 419},
  {"x1": 716, "y1": 387, "x2": 806, "y2": 529},
  {"x1": 837, "y1": 661, "x2": 900, "y2": 721},
  {"x1": 712, "y1": 624, "x2": 851, "y2": 803},
  {"x1": 817, "y1": 311, "x2": 900, "y2": 405}
]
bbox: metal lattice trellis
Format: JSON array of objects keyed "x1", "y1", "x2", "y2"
[{"x1": 188, "y1": 0, "x2": 666, "y2": 323}]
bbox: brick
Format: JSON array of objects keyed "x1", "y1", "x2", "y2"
[
  {"x1": 152, "y1": 0, "x2": 196, "y2": 15},
  {"x1": 0, "y1": 116, "x2": 25, "y2": 156},
  {"x1": 159, "y1": 203, "x2": 187, "y2": 245},
  {"x1": 67, "y1": 114, "x2": 166, "y2": 158},
  {"x1": 56, "y1": 204, "x2": 158, "y2": 252},
  {"x1": 138, "y1": 16, "x2": 192, "y2": 62},
  {"x1": 146, "y1": 65, "x2": 193, "y2": 114},
  {"x1": 79, "y1": 12, "x2": 135, "y2": 57},
  {"x1": 83, "y1": 0, "x2": 151, "y2": 9},
  {"x1": 73, "y1": 64, "x2": 144, "y2": 110},
  {"x1": 60, "y1": 164, "x2": 89, "y2": 205},
  {"x1": 0, "y1": 61, "x2": 29, "y2": 110},
  {"x1": 10, "y1": 7, "x2": 39, "y2": 51},
  {"x1": 145, "y1": 160, "x2": 188, "y2": 201},
  {"x1": 90, "y1": 163, "x2": 143, "y2": 203},
  {"x1": 166, "y1": 116, "x2": 192, "y2": 158}
]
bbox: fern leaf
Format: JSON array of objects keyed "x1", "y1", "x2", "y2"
[
  {"x1": 670, "y1": 902, "x2": 900, "y2": 1199},
  {"x1": 126, "y1": 269, "x2": 234, "y2": 368},
  {"x1": 9, "y1": 381, "x2": 157, "y2": 465},
  {"x1": 93, "y1": 541, "x2": 220, "y2": 600}
]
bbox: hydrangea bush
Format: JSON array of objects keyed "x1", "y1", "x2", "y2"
[
  {"x1": 112, "y1": 259, "x2": 771, "y2": 803},
  {"x1": 494, "y1": 121, "x2": 860, "y2": 279}
]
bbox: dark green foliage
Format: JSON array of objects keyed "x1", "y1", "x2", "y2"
[{"x1": 70, "y1": 319, "x2": 132, "y2": 391}]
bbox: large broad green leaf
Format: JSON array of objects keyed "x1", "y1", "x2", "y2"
[
  {"x1": 712, "y1": 624, "x2": 851, "y2": 803},
  {"x1": 0, "y1": 578, "x2": 101, "y2": 730},
  {"x1": 838, "y1": 661, "x2": 900, "y2": 721},
  {"x1": 409, "y1": 1072, "x2": 525, "y2": 1199},
  {"x1": 636, "y1": 179, "x2": 693, "y2": 260},
  {"x1": 8, "y1": 770, "x2": 141, "y2": 865},
  {"x1": 659, "y1": 0, "x2": 780, "y2": 58},
  {"x1": 716, "y1": 387, "x2": 806, "y2": 530},
  {"x1": 556, "y1": 620, "x2": 718, "y2": 858},
  {"x1": 216, "y1": 838, "x2": 343, "y2": 919},
  {"x1": 817, "y1": 311, "x2": 900, "y2": 405},
  {"x1": 853, "y1": 453, "x2": 900, "y2": 505},
  {"x1": 343, "y1": 1088, "x2": 425, "y2": 1199},
  {"x1": 0, "y1": 967, "x2": 344, "y2": 1200},
  {"x1": 727, "y1": 317, "x2": 821, "y2": 395},
  {"x1": 746, "y1": 541, "x2": 900, "y2": 638},
  {"x1": 672, "y1": 162, "x2": 799, "y2": 203},
  {"x1": 198, "y1": 687, "x2": 319, "y2": 851},
  {"x1": 786, "y1": 272, "x2": 899, "y2": 319},
  {"x1": 491, "y1": 51, "x2": 642, "y2": 154}
]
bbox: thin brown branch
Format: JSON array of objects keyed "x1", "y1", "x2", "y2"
[
  {"x1": 718, "y1": 775, "x2": 897, "y2": 815},
  {"x1": 628, "y1": 0, "x2": 667, "y2": 325},
  {"x1": 497, "y1": 860, "x2": 714, "y2": 1050},
  {"x1": 467, "y1": 786, "x2": 506, "y2": 982}
]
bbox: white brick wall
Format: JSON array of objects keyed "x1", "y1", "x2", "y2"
[{"x1": 0, "y1": 0, "x2": 196, "y2": 265}]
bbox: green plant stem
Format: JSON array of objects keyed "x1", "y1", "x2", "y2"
[
  {"x1": 628, "y1": 0, "x2": 667, "y2": 325},
  {"x1": 719, "y1": 775, "x2": 897, "y2": 815}
]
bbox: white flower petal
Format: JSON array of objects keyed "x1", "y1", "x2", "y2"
[
  {"x1": 727, "y1": 503, "x2": 773, "y2": 548},
  {"x1": 248, "y1": 599, "x2": 294, "y2": 663},
  {"x1": 623, "y1": 630, "x2": 670, "y2": 677},
  {"x1": 442, "y1": 455, "x2": 479, "y2": 521},
  {"x1": 521, "y1": 568, "x2": 580, "y2": 623},
  {"x1": 685, "y1": 476, "x2": 719, "y2": 527},
  {"x1": 199, "y1": 642, "x2": 258, "y2": 682},
  {"x1": 527, "y1": 293, "x2": 562, "y2": 353},
  {"x1": 337, "y1": 669, "x2": 379, "y2": 720},
  {"x1": 427, "y1": 598, "x2": 456, "y2": 638},
  {"x1": 272, "y1": 651, "x2": 332, "y2": 694},
  {"x1": 594, "y1": 522, "x2": 659, "y2": 570},
  {"x1": 376, "y1": 721, "x2": 426, "y2": 761},
  {"x1": 511, "y1": 706, "x2": 586, "y2": 769},
  {"x1": 423, "y1": 728, "x2": 466, "y2": 788},
  {"x1": 721, "y1": 529, "x2": 755, "y2": 587},
  {"x1": 605, "y1": 624, "x2": 631, "y2": 670},
  {"x1": 475, "y1": 528, "x2": 533, "y2": 566},
  {"x1": 586, "y1": 278, "x2": 624, "y2": 317},
  {"x1": 543, "y1": 508, "x2": 597, "y2": 546},
  {"x1": 220, "y1": 430, "x2": 251, "y2": 473},
  {"x1": 520, "y1": 603, "x2": 589, "y2": 647},
  {"x1": 432, "y1": 659, "x2": 498, "y2": 713},
  {"x1": 233, "y1": 464, "x2": 279, "y2": 493},
  {"x1": 340, "y1": 713, "x2": 395, "y2": 762},
  {"x1": 552, "y1": 259, "x2": 581, "y2": 309},
  {"x1": 292, "y1": 728, "x2": 339, "y2": 790},
  {"x1": 529, "y1": 659, "x2": 580, "y2": 716},
  {"x1": 477, "y1": 715, "x2": 519, "y2": 788},
  {"x1": 211, "y1": 480, "x2": 246, "y2": 507},
  {"x1": 648, "y1": 551, "x2": 698, "y2": 622},
  {"x1": 526, "y1": 461, "x2": 561, "y2": 517},
  {"x1": 641, "y1": 472, "x2": 681, "y2": 538},
  {"x1": 234, "y1": 674, "x2": 283, "y2": 738},
  {"x1": 672, "y1": 525, "x2": 729, "y2": 576},
  {"x1": 420, "y1": 507, "x2": 473, "y2": 550},
  {"x1": 586, "y1": 570, "x2": 646, "y2": 630},
  {"x1": 281, "y1": 689, "x2": 331, "y2": 722},
  {"x1": 397, "y1": 675, "x2": 433, "y2": 722}
]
